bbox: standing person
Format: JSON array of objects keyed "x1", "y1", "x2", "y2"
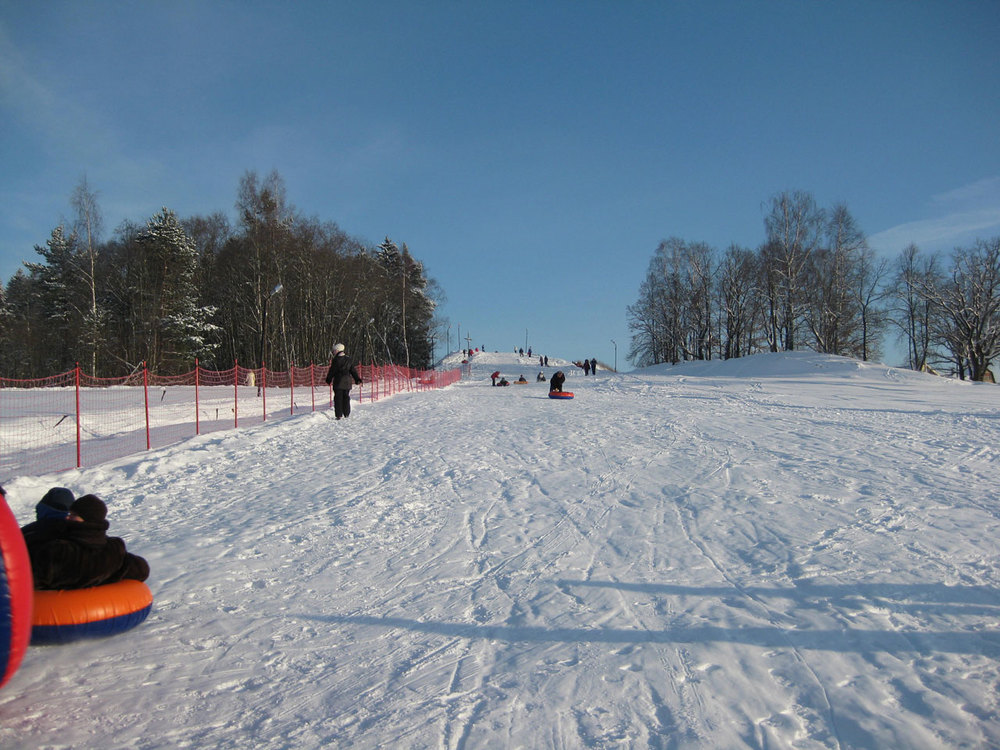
[
  {"x1": 591, "y1": 358, "x2": 598, "y2": 375},
  {"x1": 325, "y1": 343, "x2": 363, "y2": 420},
  {"x1": 491, "y1": 370, "x2": 500, "y2": 386},
  {"x1": 583, "y1": 359, "x2": 591, "y2": 376}
]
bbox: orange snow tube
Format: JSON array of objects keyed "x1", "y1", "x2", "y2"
[{"x1": 31, "y1": 580, "x2": 153, "y2": 644}]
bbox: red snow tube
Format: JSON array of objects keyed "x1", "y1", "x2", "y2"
[
  {"x1": 31, "y1": 580, "x2": 153, "y2": 645},
  {"x1": 0, "y1": 497, "x2": 32, "y2": 688},
  {"x1": 548, "y1": 391, "x2": 574, "y2": 399}
]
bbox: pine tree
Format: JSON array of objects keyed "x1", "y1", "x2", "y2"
[
  {"x1": 23, "y1": 226, "x2": 88, "y2": 372},
  {"x1": 132, "y1": 208, "x2": 220, "y2": 372}
]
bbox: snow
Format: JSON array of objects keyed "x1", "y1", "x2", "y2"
[{"x1": 2, "y1": 350, "x2": 1000, "y2": 749}]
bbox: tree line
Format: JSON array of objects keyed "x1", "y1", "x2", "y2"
[
  {"x1": 628, "y1": 190, "x2": 1000, "y2": 381},
  {"x1": 0, "y1": 171, "x2": 444, "y2": 379}
]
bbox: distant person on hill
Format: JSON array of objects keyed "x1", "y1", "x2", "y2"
[
  {"x1": 491, "y1": 370, "x2": 501, "y2": 386},
  {"x1": 544, "y1": 356, "x2": 549, "y2": 367},
  {"x1": 325, "y1": 343, "x2": 363, "y2": 420},
  {"x1": 550, "y1": 370, "x2": 566, "y2": 393},
  {"x1": 536, "y1": 371, "x2": 546, "y2": 382},
  {"x1": 583, "y1": 359, "x2": 591, "y2": 376},
  {"x1": 591, "y1": 358, "x2": 598, "y2": 375},
  {"x1": 25, "y1": 494, "x2": 149, "y2": 590}
]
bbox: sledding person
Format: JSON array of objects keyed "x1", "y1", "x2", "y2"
[
  {"x1": 325, "y1": 343, "x2": 363, "y2": 419},
  {"x1": 26, "y1": 494, "x2": 149, "y2": 590},
  {"x1": 491, "y1": 370, "x2": 501, "y2": 386},
  {"x1": 19, "y1": 487, "x2": 76, "y2": 550},
  {"x1": 550, "y1": 370, "x2": 566, "y2": 392}
]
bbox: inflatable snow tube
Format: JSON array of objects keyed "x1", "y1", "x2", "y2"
[
  {"x1": 548, "y1": 391, "x2": 574, "y2": 399},
  {"x1": 31, "y1": 580, "x2": 153, "y2": 645},
  {"x1": 0, "y1": 498, "x2": 33, "y2": 688}
]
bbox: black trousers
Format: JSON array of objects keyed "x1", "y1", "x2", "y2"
[{"x1": 334, "y1": 389, "x2": 352, "y2": 419}]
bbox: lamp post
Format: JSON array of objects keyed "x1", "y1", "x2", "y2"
[
  {"x1": 611, "y1": 339, "x2": 617, "y2": 373},
  {"x1": 258, "y1": 283, "x2": 283, "y2": 396}
]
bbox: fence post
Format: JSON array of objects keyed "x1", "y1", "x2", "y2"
[
  {"x1": 195, "y1": 358, "x2": 201, "y2": 435},
  {"x1": 143, "y1": 362, "x2": 151, "y2": 451},
  {"x1": 262, "y1": 362, "x2": 268, "y2": 421},
  {"x1": 290, "y1": 364, "x2": 295, "y2": 416},
  {"x1": 234, "y1": 359, "x2": 239, "y2": 429},
  {"x1": 75, "y1": 363, "x2": 82, "y2": 469},
  {"x1": 310, "y1": 364, "x2": 316, "y2": 412}
]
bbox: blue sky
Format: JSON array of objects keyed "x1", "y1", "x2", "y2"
[{"x1": 1, "y1": 1, "x2": 998, "y2": 368}]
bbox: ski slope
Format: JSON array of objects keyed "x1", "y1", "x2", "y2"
[{"x1": 2, "y1": 350, "x2": 999, "y2": 749}]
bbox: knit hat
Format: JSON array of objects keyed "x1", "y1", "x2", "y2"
[
  {"x1": 71, "y1": 494, "x2": 107, "y2": 524},
  {"x1": 333, "y1": 343, "x2": 345, "y2": 353},
  {"x1": 35, "y1": 487, "x2": 75, "y2": 521}
]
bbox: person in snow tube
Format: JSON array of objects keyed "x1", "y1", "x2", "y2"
[
  {"x1": 20, "y1": 486, "x2": 78, "y2": 562},
  {"x1": 24, "y1": 494, "x2": 149, "y2": 590},
  {"x1": 549, "y1": 370, "x2": 566, "y2": 393},
  {"x1": 325, "y1": 343, "x2": 363, "y2": 420}
]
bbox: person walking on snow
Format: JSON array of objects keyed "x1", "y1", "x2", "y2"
[{"x1": 325, "y1": 343, "x2": 363, "y2": 419}]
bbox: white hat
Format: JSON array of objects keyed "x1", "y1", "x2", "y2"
[{"x1": 333, "y1": 343, "x2": 345, "y2": 353}]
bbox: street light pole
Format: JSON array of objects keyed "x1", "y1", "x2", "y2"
[
  {"x1": 611, "y1": 339, "x2": 617, "y2": 372},
  {"x1": 259, "y1": 283, "x2": 283, "y2": 396}
]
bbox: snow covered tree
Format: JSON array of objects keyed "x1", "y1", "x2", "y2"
[
  {"x1": 23, "y1": 226, "x2": 89, "y2": 373},
  {"x1": 0, "y1": 270, "x2": 39, "y2": 377},
  {"x1": 128, "y1": 208, "x2": 220, "y2": 372}
]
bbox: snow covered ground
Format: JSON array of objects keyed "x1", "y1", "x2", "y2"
[{"x1": 2, "y1": 350, "x2": 999, "y2": 749}]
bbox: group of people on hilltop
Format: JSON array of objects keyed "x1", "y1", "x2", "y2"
[
  {"x1": 581, "y1": 358, "x2": 598, "y2": 376},
  {"x1": 4, "y1": 484, "x2": 149, "y2": 591}
]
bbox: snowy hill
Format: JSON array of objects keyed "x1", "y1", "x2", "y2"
[{"x1": 2, "y1": 352, "x2": 999, "y2": 748}]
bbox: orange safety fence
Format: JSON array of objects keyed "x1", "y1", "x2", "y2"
[{"x1": 0, "y1": 360, "x2": 462, "y2": 479}]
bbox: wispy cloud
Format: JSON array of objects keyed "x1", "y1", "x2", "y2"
[
  {"x1": 0, "y1": 25, "x2": 111, "y2": 161},
  {"x1": 869, "y1": 177, "x2": 1000, "y2": 253}
]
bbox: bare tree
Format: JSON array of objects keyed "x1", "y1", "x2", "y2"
[
  {"x1": 853, "y1": 244, "x2": 889, "y2": 362},
  {"x1": 70, "y1": 176, "x2": 105, "y2": 376},
  {"x1": 762, "y1": 191, "x2": 826, "y2": 351},
  {"x1": 890, "y1": 245, "x2": 935, "y2": 370},
  {"x1": 918, "y1": 239, "x2": 1000, "y2": 380},
  {"x1": 717, "y1": 244, "x2": 761, "y2": 359}
]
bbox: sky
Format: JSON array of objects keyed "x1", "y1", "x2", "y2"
[{"x1": 1, "y1": 1, "x2": 999, "y2": 369}]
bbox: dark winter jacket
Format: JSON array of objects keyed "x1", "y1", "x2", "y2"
[
  {"x1": 550, "y1": 371, "x2": 566, "y2": 392},
  {"x1": 325, "y1": 353, "x2": 363, "y2": 391},
  {"x1": 25, "y1": 517, "x2": 149, "y2": 590}
]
